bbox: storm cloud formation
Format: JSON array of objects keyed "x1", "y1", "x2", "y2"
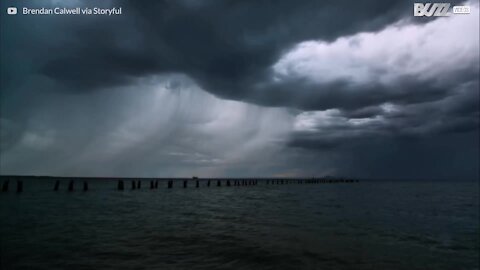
[{"x1": 0, "y1": 0, "x2": 478, "y2": 179}]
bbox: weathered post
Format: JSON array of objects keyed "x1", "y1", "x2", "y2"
[
  {"x1": 137, "y1": 180, "x2": 141, "y2": 189},
  {"x1": 227, "y1": 180, "x2": 231, "y2": 186},
  {"x1": 68, "y1": 180, "x2": 74, "y2": 192},
  {"x1": 196, "y1": 180, "x2": 199, "y2": 188},
  {"x1": 54, "y1": 180, "x2": 60, "y2": 191},
  {"x1": 83, "y1": 181, "x2": 88, "y2": 191},
  {"x1": 155, "y1": 180, "x2": 159, "y2": 189},
  {"x1": 118, "y1": 180, "x2": 124, "y2": 190},
  {"x1": 168, "y1": 180, "x2": 173, "y2": 189},
  {"x1": 207, "y1": 180, "x2": 211, "y2": 187},
  {"x1": 131, "y1": 180, "x2": 136, "y2": 190},
  {"x1": 217, "y1": 180, "x2": 221, "y2": 187},
  {"x1": 183, "y1": 180, "x2": 187, "y2": 188},
  {"x1": 16, "y1": 180, "x2": 23, "y2": 193},
  {"x1": 2, "y1": 180, "x2": 9, "y2": 192},
  {"x1": 150, "y1": 181, "x2": 155, "y2": 189}
]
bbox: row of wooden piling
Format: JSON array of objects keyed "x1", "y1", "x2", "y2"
[
  {"x1": 52, "y1": 180, "x2": 89, "y2": 191},
  {"x1": 0, "y1": 178, "x2": 359, "y2": 193},
  {"x1": 266, "y1": 179, "x2": 356, "y2": 184},
  {"x1": 0, "y1": 180, "x2": 23, "y2": 193}
]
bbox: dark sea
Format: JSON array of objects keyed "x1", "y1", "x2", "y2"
[{"x1": 1, "y1": 179, "x2": 478, "y2": 270}]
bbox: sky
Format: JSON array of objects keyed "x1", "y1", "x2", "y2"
[{"x1": 0, "y1": 0, "x2": 478, "y2": 179}]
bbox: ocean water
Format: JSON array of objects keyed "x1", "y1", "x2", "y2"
[{"x1": 0, "y1": 179, "x2": 478, "y2": 270}]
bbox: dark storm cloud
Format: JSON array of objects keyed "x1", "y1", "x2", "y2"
[
  {"x1": 18, "y1": 0, "x2": 475, "y2": 113},
  {"x1": 4, "y1": 0, "x2": 472, "y2": 107},
  {"x1": 32, "y1": 0, "x2": 453, "y2": 92}
]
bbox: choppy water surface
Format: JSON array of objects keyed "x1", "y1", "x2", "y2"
[{"x1": 1, "y1": 180, "x2": 478, "y2": 270}]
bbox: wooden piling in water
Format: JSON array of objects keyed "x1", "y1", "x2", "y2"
[
  {"x1": 2, "y1": 180, "x2": 9, "y2": 192},
  {"x1": 54, "y1": 180, "x2": 60, "y2": 191},
  {"x1": 118, "y1": 180, "x2": 124, "y2": 190},
  {"x1": 155, "y1": 180, "x2": 158, "y2": 189},
  {"x1": 196, "y1": 180, "x2": 199, "y2": 188},
  {"x1": 83, "y1": 181, "x2": 88, "y2": 191},
  {"x1": 137, "y1": 180, "x2": 141, "y2": 189},
  {"x1": 207, "y1": 180, "x2": 211, "y2": 187},
  {"x1": 150, "y1": 181, "x2": 155, "y2": 189},
  {"x1": 68, "y1": 180, "x2": 74, "y2": 192},
  {"x1": 168, "y1": 180, "x2": 173, "y2": 189},
  {"x1": 227, "y1": 180, "x2": 231, "y2": 186},
  {"x1": 16, "y1": 180, "x2": 23, "y2": 193},
  {"x1": 217, "y1": 180, "x2": 221, "y2": 187},
  {"x1": 131, "y1": 181, "x2": 136, "y2": 190},
  {"x1": 183, "y1": 180, "x2": 187, "y2": 188}
]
